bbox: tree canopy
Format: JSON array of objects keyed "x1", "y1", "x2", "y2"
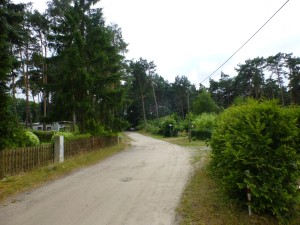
[{"x1": 1, "y1": 0, "x2": 300, "y2": 151}]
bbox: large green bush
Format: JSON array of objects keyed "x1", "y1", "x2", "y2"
[
  {"x1": 24, "y1": 130, "x2": 40, "y2": 146},
  {"x1": 33, "y1": 130, "x2": 56, "y2": 143},
  {"x1": 210, "y1": 99, "x2": 300, "y2": 222},
  {"x1": 6, "y1": 129, "x2": 40, "y2": 148},
  {"x1": 158, "y1": 114, "x2": 180, "y2": 137},
  {"x1": 137, "y1": 120, "x2": 160, "y2": 134},
  {"x1": 86, "y1": 119, "x2": 109, "y2": 136},
  {"x1": 192, "y1": 113, "x2": 217, "y2": 140}
]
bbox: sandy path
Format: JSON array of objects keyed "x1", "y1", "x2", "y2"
[{"x1": 0, "y1": 132, "x2": 192, "y2": 225}]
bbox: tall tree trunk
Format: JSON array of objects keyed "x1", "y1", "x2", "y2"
[
  {"x1": 25, "y1": 45, "x2": 32, "y2": 128},
  {"x1": 277, "y1": 74, "x2": 285, "y2": 105},
  {"x1": 180, "y1": 92, "x2": 184, "y2": 118},
  {"x1": 141, "y1": 94, "x2": 146, "y2": 122},
  {"x1": 138, "y1": 75, "x2": 146, "y2": 122},
  {"x1": 43, "y1": 43, "x2": 47, "y2": 130},
  {"x1": 10, "y1": 47, "x2": 19, "y2": 127},
  {"x1": 20, "y1": 49, "x2": 28, "y2": 127},
  {"x1": 151, "y1": 81, "x2": 159, "y2": 120},
  {"x1": 72, "y1": 95, "x2": 77, "y2": 131},
  {"x1": 274, "y1": 67, "x2": 285, "y2": 105}
]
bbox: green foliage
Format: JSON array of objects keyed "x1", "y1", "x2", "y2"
[
  {"x1": 47, "y1": 2, "x2": 128, "y2": 133},
  {"x1": 32, "y1": 130, "x2": 56, "y2": 143},
  {"x1": 210, "y1": 99, "x2": 300, "y2": 222},
  {"x1": 158, "y1": 114, "x2": 180, "y2": 137},
  {"x1": 86, "y1": 119, "x2": 109, "y2": 136},
  {"x1": 48, "y1": 130, "x2": 91, "y2": 142},
  {"x1": 137, "y1": 115, "x2": 190, "y2": 137},
  {"x1": 23, "y1": 130, "x2": 40, "y2": 146},
  {"x1": 137, "y1": 120, "x2": 160, "y2": 134},
  {"x1": 65, "y1": 133, "x2": 91, "y2": 141},
  {"x1": 192, "y1": 90, "x2": 220, "y2": 115},
  {"x1": 51, "y1": 131, "x2": 74, "y2": 142},
  {"x1": 192, "y1": 113, "x2": 218, "y2": 140},
  {"x1": 0, "y1": 1, "x2": 21, "y2": 150},
  {"x1": 5, "y1": 129, "x2": 40, "y2": 148},
  {"x1": 7, "y1": 98, "x2": 42, "y2": 123}
]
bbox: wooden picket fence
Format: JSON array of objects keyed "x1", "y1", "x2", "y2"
[
  {"x1": 0, "y1": 143, "x2": 54, "y2": 179},
  {"x1": 0, "y1": 136, "x2": 118, "y2": 179},
  {"x1": 64, "y1": 136, "x2": 118, "y2": 158}
]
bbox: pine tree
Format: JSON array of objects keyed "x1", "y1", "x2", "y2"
[{"x1": 0, "y1": 0, "x2": 26, "y2": 149}]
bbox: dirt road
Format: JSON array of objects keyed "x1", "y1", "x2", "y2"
[{"x1": 0, "y1": 132, "x2": 193, "y2": 225}]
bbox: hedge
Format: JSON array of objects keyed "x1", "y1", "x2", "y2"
[{"x1": 210, "y1": 99, "x2": 300, "y2": 222}]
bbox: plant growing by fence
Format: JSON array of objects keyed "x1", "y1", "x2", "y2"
[
  {"x1": 51, "y1": 131, "x2": 74, "y2": 142},
  {"x1": 24, "y1": 131, "x2": 40, "y2": 147},
  {"x1": 210, "y1": 99, "x2": 300, "y2": 222},
  {"x1": 33, "y1": 131, "x2": 56, "y2": 143}
]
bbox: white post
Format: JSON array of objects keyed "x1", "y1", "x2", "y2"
[
  {"x1": 54, "y1": 136, "x2": 64, "y2": 163},
  {"x1": 245, "y1": 170, "x2": 252, "y2": 216},
  {"x1": 247, "y1": 184, "x2": 252, "y2": 216}
]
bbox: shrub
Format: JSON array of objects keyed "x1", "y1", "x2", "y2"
[
  {"x1": 4, "y1": 129, "x2": 40, "y2": 148},
  {"x1": 86, "y1": 119, "x2": 109, "y2": 136},
  {"x1": 32, "y1": 130, "x2": 56, "y2": 143},
  {"x1": 51, "y1": 131, "x2": 74, "y2": 142},
  {"x1": 24, "y1": 130, "x2": 40, "y2": 146},
  {"x1": 192, "y1": 113, "x2": 217, "y2": 140},
  {"x1": 136, "y1": 120, "x2": 159, "y2": 134},
  {"x1": 210, "y1": 99, "x2": 300, "y2": 222},
  {"x1": 158, "y1": 115, "x2": 180, "y2": 137}
]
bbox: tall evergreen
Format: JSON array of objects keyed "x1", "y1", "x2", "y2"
[
  {"x1": 0, "y1": 0, "x2": 25, "y2": 149},
  {"x1": 47, "y1": 0, "x2": 128, "y2": 133}
]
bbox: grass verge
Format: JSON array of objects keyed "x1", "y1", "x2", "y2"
[
  {"x1": 157, "y1": 134, "x2": 300, "y2": 225},
  {"x1": 176, "y1": 155, "x2": 283, "y2": 225},
  {"x1": 0, "y1": 134, "x2": 130, "y2": 202},
  {"x1": 176, "y1": 152, "x2": 300, "y2": 225},
  {"x1": 138, "y1": 130, "x2": 207, "y2": 147}
]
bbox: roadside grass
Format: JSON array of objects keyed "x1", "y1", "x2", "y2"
[
  {"x1": 0, "y1": 134, "x2": 130, "y2": 202},
  {"x1": 163, "y1": 136, "x2": 207, "y2": 147},
  {"x1": 157, "y1": 134, "x2": 300, "y2": 225},
  {"x1": 176, "y1": 155, "x2": 282, "y2": 225},
  {"x1": 138, "y1": 130, "x2": 207, "y2": 147}
]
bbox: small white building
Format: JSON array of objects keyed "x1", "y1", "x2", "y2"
[{"x1": 32, "y1": 121, "x2": 73, "y2": 131}]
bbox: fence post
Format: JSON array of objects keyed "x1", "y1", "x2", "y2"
[{"x1": 54, "y1": 136, "x2": 64, "y2": 163}]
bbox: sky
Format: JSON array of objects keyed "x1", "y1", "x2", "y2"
[{"x1": 13, "y1": 0, "x2": 300, "y2": 87}]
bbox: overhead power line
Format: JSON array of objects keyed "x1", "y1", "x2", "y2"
[{"x1": 200, "y1": 0, "x2": 290, "y2": 84}]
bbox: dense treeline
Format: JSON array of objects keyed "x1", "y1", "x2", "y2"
[
  {"x1": 1, "y1": 0, "x2": 130, "y2": 148},
  {"x1": 0, "y1": 0, "x2": 201, "y2": 149},
  {"x1": 209, "y1": 53, "x2": 300, "y2": 108},
  {"x1": 126, "y1": 58, "x2": 198, "y2": 128},
  {"x1": 1, "y1": 0, "x2": 300, "y2": 150}
]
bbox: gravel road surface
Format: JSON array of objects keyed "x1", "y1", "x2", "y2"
[{"x1": 0, "y1": 132, "x2": 192, "y2": 225}]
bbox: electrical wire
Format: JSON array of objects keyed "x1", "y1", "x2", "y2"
[{"x1": 200, "y1": 0, "x2": 290, "y2": 84}]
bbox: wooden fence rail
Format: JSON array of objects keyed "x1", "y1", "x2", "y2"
[
  {"x1": 0, "y1": 136, "x2": 118, "y2": 179},
  {"x1": 64, "y1": 136, "x2": 118, "y2": 158},
  {"x1": 0, "y1": 143, "x2": 54, "y2": 179}
]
